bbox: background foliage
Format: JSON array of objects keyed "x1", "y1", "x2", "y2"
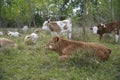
[
  {"x1": 0, "y1": 0, "x2": 120, "y2": 79},
  {"x1": 0, "y1": 0, "x2": 120, "y2": 28}
]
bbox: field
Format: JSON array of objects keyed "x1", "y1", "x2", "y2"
[{"x1": 0, "y1": 28, "x2": 120, "y2": 80}]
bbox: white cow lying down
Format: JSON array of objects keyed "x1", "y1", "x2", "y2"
[
  {"x1": 42, "y1": 19, "x2": 72, "y2": 39},
  {"x1": 24, "y1": 33, "x2": 38, "y2": 45},
  {"x1": 7, "y1": 31, "x2": 20, "y2": 37}
]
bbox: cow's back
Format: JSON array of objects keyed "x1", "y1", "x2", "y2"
[
  {"x1": 105, "y1": 22, "x2": 120, "y2": 32},
  {"x1": 48, "y1": 22, "x2": 61, "y2": 33}
]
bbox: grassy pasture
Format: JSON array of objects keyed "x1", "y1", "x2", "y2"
[{"x1": 0, "y1": 28, "x2": 120, "y2": 80}]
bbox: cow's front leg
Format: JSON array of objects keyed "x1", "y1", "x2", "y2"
[
  {"x1": 114, "y1": 29, "x2": 119, "y2": 43},
  {"x1": 67, "y1": 31, "x2": 72, "y2": 39},
  {"x1": 99, "y1": 34, "x2": 103, "y2": 40},
  {"x1": 58, "y1": 46, "x2": 73, "y2": 61},
  {"x1": 115, "y1": 34, "x2": 119, "y2": 43},
  {"x1": 68, "y1": 32, "x2": 72, "y2": 39}
]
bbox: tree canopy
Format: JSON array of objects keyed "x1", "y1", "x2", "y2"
[{"x1": 0, "y1": 0, "x2": 120, "y2": 28}]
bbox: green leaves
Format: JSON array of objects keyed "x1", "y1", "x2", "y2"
[{"x1": 0, "y1": 0, "x2": 120, "y2": 28}]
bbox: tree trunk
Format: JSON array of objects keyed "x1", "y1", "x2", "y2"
[
  {"x1": 82, "y1": 0, "x2": 89, "y2": 41},
  {"x1": 82, "y1": 0, "x2": 87, "y2": 35}
]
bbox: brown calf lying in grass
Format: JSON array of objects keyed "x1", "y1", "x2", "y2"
[
  {"x1": 44, "y1": 36, "x2": 111, "y2": 61},
  {"x1": 0, "y1": 38, "x2": 16, "y2": 48}
]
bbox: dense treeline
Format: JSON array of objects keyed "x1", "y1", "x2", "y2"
[{"x1": 0, "y1": 0, "x2": 120, "y2": 28}]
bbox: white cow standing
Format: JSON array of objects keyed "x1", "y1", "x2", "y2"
[{"x1": 42, "y1": 19, "x2": 72, "y2": 39}]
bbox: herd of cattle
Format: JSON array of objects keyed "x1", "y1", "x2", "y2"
[{"x1": 0, "y1": 19, "x2": 120, "y2": 62}]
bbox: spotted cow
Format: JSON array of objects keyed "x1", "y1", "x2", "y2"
[
  {"x1": 91, "y1": 22, "x2": 120, "y2": 42},
  {"x1": 42, "y1": 19, "x2": 72, "y2": 39}
]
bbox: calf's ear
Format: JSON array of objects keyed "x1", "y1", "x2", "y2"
[{"x1": 54, "y1": 36, "x2": 60, "y2": 43}]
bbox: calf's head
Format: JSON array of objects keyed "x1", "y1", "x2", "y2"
[{"x1": 44, "y1": 36, "x2": 60, "y2": 50}]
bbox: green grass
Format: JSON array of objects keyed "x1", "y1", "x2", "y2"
[{"x1": 0, "y1": 28, "x2": 120, "y2": 80}]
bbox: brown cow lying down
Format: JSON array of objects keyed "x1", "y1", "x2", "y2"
[
  {"x1": 44, "y1": 36, "x2": 111, "y2": 61},
  {"x1": 0, "y1": 38, "x2": 16, "y2": 48}
]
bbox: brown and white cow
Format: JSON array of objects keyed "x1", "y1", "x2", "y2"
[
  {"x1": 42, "y1": 19, "x2": 72, "y2": 39},
  {"x1": 0, "y1": 38, "x2": 16, "y2": 48},
  {"x1": 91, "y1": 21, "x2": 120, "y2": 42},
  {"x1": 44, "y1": 36, "x2": 111, "y2": 61}
]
